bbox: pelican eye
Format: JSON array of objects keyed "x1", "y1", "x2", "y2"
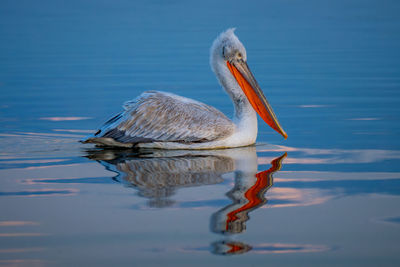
[{"x1": 237, "y1": 52, "x2": 243, "y2": 59}]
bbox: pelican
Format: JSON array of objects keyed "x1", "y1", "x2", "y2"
[{"x1": 82, "y1": 28, "x2": 287, "y2": 149}]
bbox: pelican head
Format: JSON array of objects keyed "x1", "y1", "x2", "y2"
[{"x1": 210, "y1": 28, "x2": 287, "y2": 139}]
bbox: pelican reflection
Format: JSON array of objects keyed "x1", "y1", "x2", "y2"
[
  {"x1": 84, "y1": 147, "x2": 286, "y2": 254},
  {"x1": 85, "y1": 148, "x2": 236, "y2": 207}
]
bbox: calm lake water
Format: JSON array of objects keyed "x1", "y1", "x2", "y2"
[{"x1": 1, "y1": 0, "x2": 400, "y2": 266}]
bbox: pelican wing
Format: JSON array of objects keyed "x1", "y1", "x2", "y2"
[{"x1": 86, "y1": 91, "x2": 235, "y2": 145}]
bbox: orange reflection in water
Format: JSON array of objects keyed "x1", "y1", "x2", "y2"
[
  {"x1": 211, "y1": 152, "x2": 287, "y2": 235},
  {"x1": 225, "y1": 153, "x2": 287, "y2": 231},
  {"x1": 210, "y1": 241, "x2": 328, "y2": 255}
]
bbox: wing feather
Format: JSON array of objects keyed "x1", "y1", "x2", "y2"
[{"x1": 86, "y1": 91, "x2": 235, "y2": 145}]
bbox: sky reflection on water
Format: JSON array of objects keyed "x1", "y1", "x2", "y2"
[
  {"x1": 1, "y1": 0, "x2": 400, "y2": 266},
  {"x1": 0, "y1": 134, "x2": 399, "y2": 264}
]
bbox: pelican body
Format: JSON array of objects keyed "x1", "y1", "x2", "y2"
[{"x1": 82, "y1": 29, "x2": 287, "y2": 149}]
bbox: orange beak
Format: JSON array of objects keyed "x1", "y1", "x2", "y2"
[{"x1": 227, "y1": 60, "x2": 287, "y2": 139}]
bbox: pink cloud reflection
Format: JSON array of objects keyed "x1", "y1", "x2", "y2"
[
  {"x1": 39, "y1": 117, "x2": 91, "y2": 121},
  {"x1": 0, "y1": 221, "x2": 39, "y2": 227}
]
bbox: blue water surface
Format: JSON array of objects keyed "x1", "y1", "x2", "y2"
[{"x1": 0, "y1": 0, "x2": 400, "y2": 266}]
